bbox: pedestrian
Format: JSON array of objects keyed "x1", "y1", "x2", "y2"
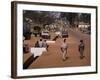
[
  {"x1": 79, "y1": 40, "x2": 85, "y2": 59},
  {"x1": 38, "y1": 39, "x2": 43, "y2": 47},
  {"x1": 23, "y1": 44, "x2": 29, "y2": 53},
  {"x1": 61, "y1": 39, "x2": 68, "y2": 61},
  {"x1": 42, "y1": 40, "x2": 49, "y2": 51}
]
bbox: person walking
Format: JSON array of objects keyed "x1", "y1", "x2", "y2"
[
  {"x1": 79, "y1": 40, "x2": 85, "y2": 59},
  {"x1": 61, "y1": 39, "x2": 68, "y2": 61}
]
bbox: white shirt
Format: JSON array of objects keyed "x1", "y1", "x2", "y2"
[
  {"x1": 61, "y1": 42, "x2": 68, "y2": 49},
  {"x1": 38, "y1": 41, "x2": 43, "y2": 47}
]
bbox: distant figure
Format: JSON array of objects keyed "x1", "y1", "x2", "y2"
[
  {"x1": 38, "y1": 39, "x2": 43, "y2": 47},
  {"x1": 34, "y1": 41, "x2": 39, "y2": 47},
  {"x1": 42, "y1": 40, "x2": 49, "y2": 51},
  {"x1": 79, "y1": 40, "x2": 85, "y2": 59},
  {"x1": 23, "y1": 44, "x2": 29, "y2": 53},
  {"x1": 61, "y1": 39, "x2": 68, "y2": 61}
]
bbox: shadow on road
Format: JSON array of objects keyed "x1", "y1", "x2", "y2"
[{"x1": 23, "y1": 55, "x2": 39, "y2": 69}]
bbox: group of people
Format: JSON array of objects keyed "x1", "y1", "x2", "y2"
[
  {"x1": 23, "y1": 37, "x2": 85, "y2": 61},
  {"x1": 61, "y1": 39, "x2": 85, "y2": 61},
  {"x1": 35, "y1": 39, "x2": 49, "y2": 51},
  {"x1": 35, "y1": 38, "x2": 85, "y2": 61}
]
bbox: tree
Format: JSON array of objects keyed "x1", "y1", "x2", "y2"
[
  {"x1": 23, "y1": 10, "x2": 61, "y2": 26},
  {"x1": 60, "y1": 12, "x2": 79, "y2": 27},
  {"x1": 79, "y1": 13, "x2": 91, "y2": 23}
]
